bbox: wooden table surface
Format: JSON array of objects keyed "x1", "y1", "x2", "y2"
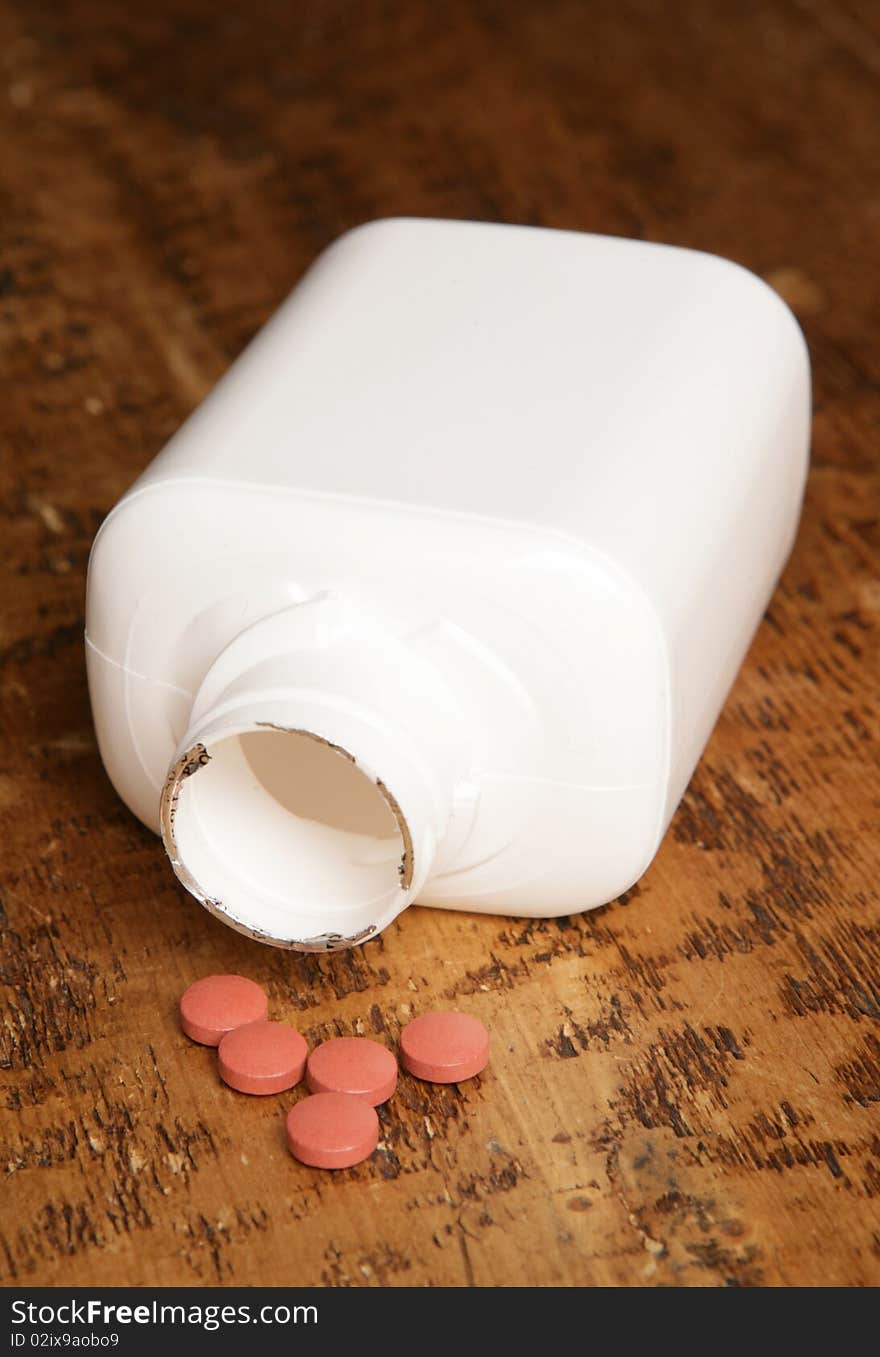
[{"x1": 2, "y1": 0, "x2": 879, "y2": 1289}]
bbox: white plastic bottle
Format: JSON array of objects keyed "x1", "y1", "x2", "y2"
[{"x1": 85, "y1": 218, "x2": 810, "y2": 950}]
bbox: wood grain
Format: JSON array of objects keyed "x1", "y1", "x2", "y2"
[{"x1": 1, "y1": 0, "x2": 879, "y2": 1287}]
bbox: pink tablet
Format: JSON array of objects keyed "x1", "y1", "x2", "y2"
[
  {"x1": 399, "y1": 1011, "x2": 489, "y2": 1083},
  {"x1": 307, "y1": 1037, "x2": 398, "y2": 1105},
  {"x1": 179, "y1": 974, "x2": 268, "y2": 1046},
  {"x1": 218, "y1": 1020, "x2": 308, "y2": 1095},
  {"x1": 286, "y1": 1092, "x2": 379, "y2": 1169}
]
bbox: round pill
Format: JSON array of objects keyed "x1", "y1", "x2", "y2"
[
  {"x1": 179, "y1": 974, "x2": 268, "y2": 1046},
  {"x1": 218, "y1": 1020, "x2": 308, "y2": 1095},
  {"x1": 286, "y1": 1092, "x2": 379, "y2": 1169},
  {"x1": 306, "y1": 1037, "x2": 398, "y2": 1105},
  {"x1": 400, "y1": 1010, "x2": 489, "y2": 1083}
]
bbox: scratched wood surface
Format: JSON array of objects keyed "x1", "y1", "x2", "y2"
[{"x1": 1, "y1": 0, "x2": 879, "y2": 1288}]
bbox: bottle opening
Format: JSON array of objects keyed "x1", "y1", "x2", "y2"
[{"x1": 161, "y1": 727, "x2": 411, "y2": 949}]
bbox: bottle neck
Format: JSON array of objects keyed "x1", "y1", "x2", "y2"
[{"x1": 160, "y1": 596, "x2": 467, "y2": 950}]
